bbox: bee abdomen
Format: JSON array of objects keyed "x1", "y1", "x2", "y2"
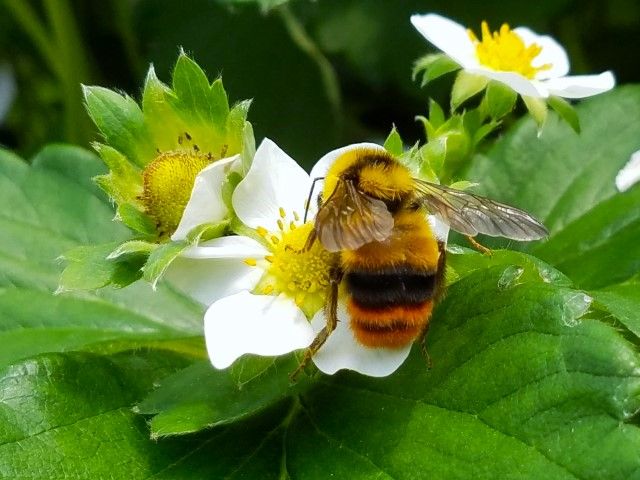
[{"x1": 345, "y1": 267, "x2": 436, "y2": 308}]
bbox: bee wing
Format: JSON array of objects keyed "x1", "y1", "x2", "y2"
[
  {"x1": 315, "y1": 179, "x2": 394, "y2": 252},
  {"x1": 414, "y1": 179, "x2": 548, "y2": 241}
]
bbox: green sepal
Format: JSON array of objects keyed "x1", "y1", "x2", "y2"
[
  {"x1": 186, "y1": 220, "x2": 230, "y2": 244},
  {"x1": 83, "y1": 85, "x2": 156, "y2": 168},
  {"x1": 58, "y1": 242, "x2": 144, "y2": 292},
  {"x1": 142, "y1": 241, "x2": 189, "y2": 288},
  {"x1": 481, "y1": 81, "x2": 518, "y2": 120},
  {"x1": 141, "y1": 65, "x2": 192, "y2": 153},
  {"x1": 221, "y1": 171, "x2": 243, "y2": 213},
  {"x1": 548, "y1": 96, "x2": 581, "y2": 133},
  {"x1": 428, "y1": 99, "x2": 446, "y2": 130},
  {"x1": 412, "y1": 53, "x2": 460, "y2": 87},
  {"x1": 116, "y1": 203, "x2": 157, "y2": 237},
  {"x1": 107, "y1": 240, "x2": 157, "y2": 260},
  {"x1": 226, "y1": 100, "x2": 253, "y2": 158},
  {"x1": 171, "y1": 52, "x2": 230, "y2": 128},
  {"x1": 92, "y1": 143, "x2": 142, "y2": 207},
  {"x1": 522, "y1": 95, "x2": 548, "y2": 133},
  {"x1": 240, "y1": 121, "x2": 256, "y2": 176},
  {"x1": 420, "y1": 137, "x2": 447, "y2": 180},
  {"x1": 451, "y1": 71, "x2": 489, "y2": 110},
  {"x1": 383, "y1": 126, "x2": 403, "y2": 156}
]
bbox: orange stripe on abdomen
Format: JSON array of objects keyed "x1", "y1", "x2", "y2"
[{"x1": 348, "y1": 299, "x2": 433, "y2": 348}]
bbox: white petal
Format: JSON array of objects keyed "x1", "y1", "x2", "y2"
[
  {"x1": 513, "y1": 27, "x2": 569, "y2": 79},
  {"x1": 468, "y1": 68, "x2": 549, "y2": 98},
  {"x1": 311, "y1": 303, "x2": 412, "y2": 377},
  {"x1": 205, "y1": 292, "x2": 315, "y2": 369},
  {"x1": 233, "y1": 138, "x2": 311, "y2": 232},
  {"x1": 542, "y1": 71, "x2": 615, "y2": 99},
  {"x1": 428, "y1": 214, "x2": 450, "y2": 243},
  {"x1": 179, "y1": 235, "x2": 268, "y2": 260},
  {"x1": 309, "y1": 142, "x2": 386, "y2": 180},
  {"x1": 410, "y1": 14, "x2": 478, "y2": 68},
  {"x1": 171, "y1": 155, "x2": 240, "y2": 241},
  {"x1": 165, "y1": 236, "x2": 268, "y2": 305},
  {"x1": 616, "y1": 150, "x2": 640, "y2": 193}
]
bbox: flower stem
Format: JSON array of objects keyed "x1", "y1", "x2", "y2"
[{"x1": 277, "y1": 4, "x2": 343, "y2": 129}]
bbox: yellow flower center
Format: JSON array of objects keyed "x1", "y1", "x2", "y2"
[
  {"x1": 140, "y1": 150, "x2": 213, "y2": 238},
  {"x1": 468, "y1": 21, "x2": 551, "y2": 79},
  {"x1": 245, "y1": 209, "x2": 334, "y2": 318}
]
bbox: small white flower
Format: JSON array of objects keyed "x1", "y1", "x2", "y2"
[
  {"x1": 411, "y1": 13, "x2": 615, "y2": 99},
  {"x1": 167, "y1": 139, "x2": 447, "y2": 377},
  {"x1": 616, "y1": 150, "x2": 640, "y2": 193}
]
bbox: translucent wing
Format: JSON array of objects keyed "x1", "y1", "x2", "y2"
[
  {"x1": 414, "y1": 179, "x2": 548, "y2": 241},
  {"x1": 315, "y1": 179, "x2": 394, "y2": 252}
]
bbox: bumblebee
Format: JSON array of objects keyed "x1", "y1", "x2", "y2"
[{"x1": 294, "y1": 146, "x2": 547, "y2": 376}]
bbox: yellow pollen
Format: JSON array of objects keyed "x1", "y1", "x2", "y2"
[
  {"x1": 270, "y1": 235, "x2": 280, "y2": 245},
  {"x1": 467, "y1": 21, "x2": 552, "y2": 79},
  {"x1": 140, "y1": 150, "x2": 214, "y2": 238},
  {"x1": 290, "y1": 221, "x2": 297, "y2": 230},
  {"x1": 279, "y1": 207, "x2": 286, "y2": 218},
  {"x1": 277, "y1": 219, "x2": 284, "y2": 231},
  {"x1": 244, "y1": 258, "x2": 257, "y2": 267},
  {"x1": 257, "y1": 222, "x2": 334, "y2": 318},
  {"x1": 262, "y1": 284, "x2": 274, "y2": 294},
  {"x1": 256, "y1": 226, "x2": 268, "y2": 237}
]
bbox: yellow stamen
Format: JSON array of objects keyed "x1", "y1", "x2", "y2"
[
  {"x1": 277, "y1": 219, "x2": 284, "y2": 231},
  {"x1": 256, "y1": 226, "x2": 268, "y2": 237},
  {"x1": 279, "y1": 207, "x2": 286, "y2": 218},
  {"x1": 293, "y1": 211, "x2": 300, "y2": 221},
  {"x1": 468, "y1": 21, "x2": 552, "y2": 79},
  {"x1": 244, "y1": 258, "x2": 257, "y2": 267},
  {"x1": 254, "y1": 222, "x2": 333, "y2": 318},
  {"x1": 290, "y1": 221, "x2": 297, "y2": 230}
]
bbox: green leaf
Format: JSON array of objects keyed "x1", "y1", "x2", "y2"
[
  {"x1": 482, "y1": 80, "x2": 518, "y2": 119},
  {"x1": 0, "y1": 289, "x2": 197, "y2": 367},
  {"x1": 451, "y1": 71, "x2": 489, "y2": 110},
  {"x1": 428, "y1": 98, "x2": 446, "y2": 129},
  {"x1": 137, "y1": 355, "x2": 309, "y2": 438},
  {"x1": 522, "y1": 95, "x2": 548, "y2": 131},
  {"x1": 593, "y1": 279, "x2": 640, "y2": 338},
  {"x1": 531, "y1": 187, "x2": 640, "y2": 289},
  {"x1": 83, "y1": 85, "x2": 156, "y2": 168},
  {"x1": 548, "y1": 95, "x2": 581, "y2": 133},
  {"x1": 383, "y1": 126, "x2": 403, "y2": 156},
  {"x1": 0, "y1": 145, "x2": 203, "y2": 331},
  {"x1": 142, "y1": 240, "x2": 188, "y2": 287},
  {"x1": 107, "y1": 239, "x2": 157, "y2": 260},
  {"x1": 468, "y1": 86, "x2": 640, "y2": 286}
]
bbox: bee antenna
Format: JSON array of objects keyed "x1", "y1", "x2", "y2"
[{"x1": 304, "y1": 177, "x2": 325, "y2": 223}]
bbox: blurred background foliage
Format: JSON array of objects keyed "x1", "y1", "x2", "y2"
[{"x1": 0, "y1": 0, "x2": 638, "y2": 167}]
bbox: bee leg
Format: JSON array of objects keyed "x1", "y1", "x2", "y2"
[
  {"x1": 417, "y1": 323, "x2": 433, "y2": 369},
  {"x1": 290, "y1": 267, "x2": 342, "y2": 381},
  {"x1": 466, "y1": 235, "x2": 492, "y2": 256}
]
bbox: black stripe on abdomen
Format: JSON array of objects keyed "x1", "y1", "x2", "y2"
[{"x1": 346, "y1": 267, "x2": 436, "y2": 308}]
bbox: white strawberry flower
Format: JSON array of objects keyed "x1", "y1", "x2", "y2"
[
  {"x1": 166, "y1": 139, "x2": 439, "y2": 377},
  {"x1": 411, "y1": 13, "x2": 615, "y2": 99}
]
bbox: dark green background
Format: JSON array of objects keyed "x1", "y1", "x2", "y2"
[{"x1": 1, "y1": 0, "x2": 638, "y2": 166}]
